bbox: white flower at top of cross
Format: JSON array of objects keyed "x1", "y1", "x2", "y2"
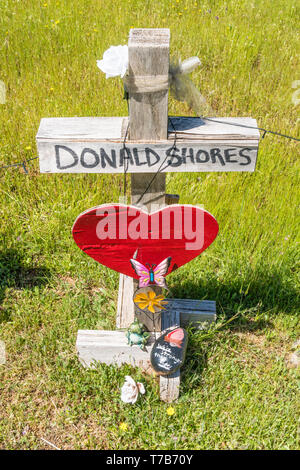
[
  {"x1": 97, "y1": 45, "x2": 128, "y2": 79},
  {"x1": 121, "y1": 375, "x2": 145, "y2": 404}
]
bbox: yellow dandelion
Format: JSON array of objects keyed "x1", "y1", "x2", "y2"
[
  {"x1": 134, "y1": 290, "x2": 168, "y2": 313},
  {"x1": 55, "y1": 20, "x2": 60, "y2": 24},
  {"x1": 25, "y1": 145, "x2": 31, "y2": 150},
  {"x1": 119, "y1": 422, "x2": 128, "y2": 431},
  {"x1": 166, "y1": 406, "x2": 175, "y2": 416}
]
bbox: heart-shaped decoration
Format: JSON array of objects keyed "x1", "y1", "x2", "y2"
[{"x1": 72, "y1": 204, "x2": 218, "y2": 279}]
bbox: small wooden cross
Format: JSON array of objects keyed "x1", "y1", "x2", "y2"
[{"x1": 36, "y1": 29, "x2": 259, "y2": 402}]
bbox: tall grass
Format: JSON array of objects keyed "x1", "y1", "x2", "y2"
[{"x1": 0, "y1": 0, "x2": 299, "y2": 450}]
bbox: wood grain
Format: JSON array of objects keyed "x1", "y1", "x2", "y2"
[
  {"x1": 159, "y1": 309, "x2": 180, "y2": 402},
  {"x1": 37, "y1": 116, "x2": 260, "y2": 141},
  {"x1": 116, "y1": 274, "x2": 135, "y2": 329},
  {"x1": 76, "y1": 329, "x2": 154, "y2": 372},
  {"x1": 128, "y1": 28, "x2": 170, "y2": 141},
  {"x1": 117, "y1": 298, "x2": 216, "y2": 329}
]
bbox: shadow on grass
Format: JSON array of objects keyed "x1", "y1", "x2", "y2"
[
  {"x1": 0, "y1": 249, "x2": 51, "y2": 323},
  {"x1": 180, "y1": 334, "x2": 210, "y2": 393},
  {"x1": 172, "y1": 266, "x2": 299, "y2": 394},
  {"x1": 171, "y1": 266, "x2": 299, "y2": 333}
]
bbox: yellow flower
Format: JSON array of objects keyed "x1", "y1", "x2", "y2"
[
  {"x1": 55, "y1": 20, "x2": 60, "y2": 24},
  {"x1": 166, "y1": 406, "x2": 175, "y2": 416},
  {"x1": 134, "y1": 290, "x2": 168, "y2": 313},
  {"x1": 119, "y1": 422, "x2": 128, "y2": 431},
  {"x1": 25, "y1": 145, "x2": 31, "y2": 150}
]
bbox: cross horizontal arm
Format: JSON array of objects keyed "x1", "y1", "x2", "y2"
[{"x1": 37, "y1": 116, "x2": 260, "y2": 174}]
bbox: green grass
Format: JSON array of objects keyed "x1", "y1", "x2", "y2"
[{"x1": 0, "y1": 0, "x2": 299, "y2": 450}]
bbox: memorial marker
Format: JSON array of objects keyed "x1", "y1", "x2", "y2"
[{"x1": 36, "y1": 28, "x2": 260, "y2": 402}]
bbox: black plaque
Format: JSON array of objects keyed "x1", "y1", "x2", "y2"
[{"x1": 150, "y1": 327, "x2": 188, "y2": 376}]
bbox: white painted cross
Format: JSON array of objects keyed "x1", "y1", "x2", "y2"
[{"x1": 36, "y1": 29, "x2": 259, "y2": 402}]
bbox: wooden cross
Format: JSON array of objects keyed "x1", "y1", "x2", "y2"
[{"x1": 36, "y1": 29, "x2": 259, "y2": 402}]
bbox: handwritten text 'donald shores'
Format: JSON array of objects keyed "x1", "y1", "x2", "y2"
[{"x1": 39, "y1": 143, "x2": 258, "y2": 173}]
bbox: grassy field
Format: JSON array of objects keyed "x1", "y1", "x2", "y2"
[{"x1": 0, "y1": 0, "x2": 299, "y2": 450}]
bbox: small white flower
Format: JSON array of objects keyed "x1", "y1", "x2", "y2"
[
  {"x1": 97, "y1": 45, "x2": 128, "y2": 79},
  {"x1": 121, "y1": 375, "x2": 145, "y2": 404},
  {"x1": 180, "y1": 56, "x2": 201, "y2": 74}
]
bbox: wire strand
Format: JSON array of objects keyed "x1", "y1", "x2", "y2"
[
  {"x1": 0, "y1": 156, "x2": 39, "y2": 171},
  {"x1": 200, "y1": 116, "x2": 300, "y2": 142}
]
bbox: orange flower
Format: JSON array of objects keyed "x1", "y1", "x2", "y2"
[{"x1": 134, "y1": 291, "x2": 168, "y2": 313}]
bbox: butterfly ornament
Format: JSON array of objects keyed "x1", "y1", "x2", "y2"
[{"x1": 130, "y1": 257, "x2": 171, "y2": 289}]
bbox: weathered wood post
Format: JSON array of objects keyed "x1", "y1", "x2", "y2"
[
  {"x1": 117, "y1": 29, "x2": 170, "y2": 333},
  {"x1": 131, "y1": 29, "x2": 180, "y2": 400}
]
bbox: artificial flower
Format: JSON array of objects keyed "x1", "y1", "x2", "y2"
[
  {"x1": 97, "y1": 45, "x2": 128, "y2": 78},
  {"x1": 134, "y1": 290, "x2": 168, "y2": 313},
  {"x1": 121, "y1": 375, "x2": 145, "y2": 404}
]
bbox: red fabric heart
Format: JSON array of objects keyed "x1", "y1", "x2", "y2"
[{"x1": 72, "y1": 204, "x2": 218, "y2": 279}]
